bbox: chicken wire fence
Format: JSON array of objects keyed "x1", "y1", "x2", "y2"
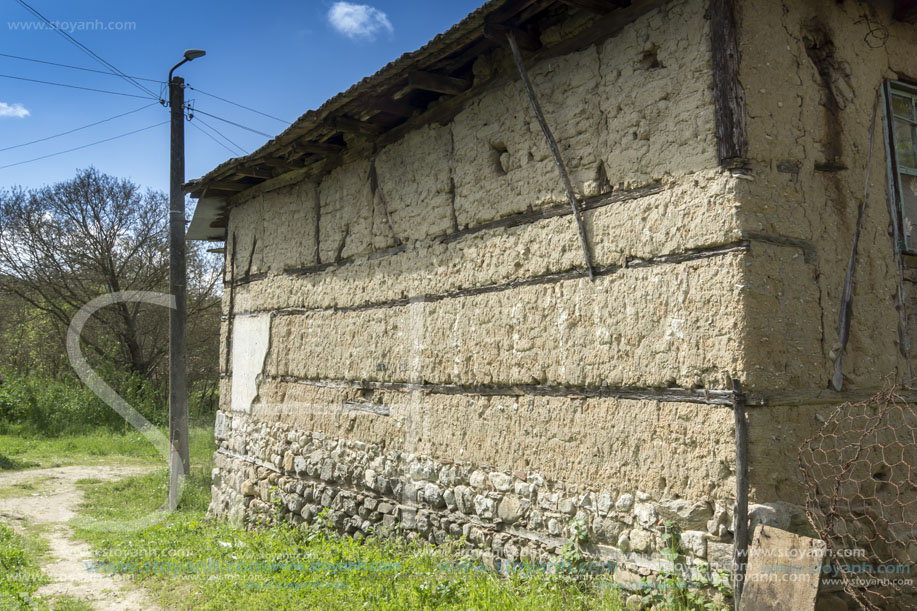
[{"x1": 798, "y1": 385, "x2": 917, "y2": 610}]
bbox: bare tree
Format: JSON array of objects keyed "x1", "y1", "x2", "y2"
[{"x1": 0, "y1": 168, "x2": 220, "y2": 388}]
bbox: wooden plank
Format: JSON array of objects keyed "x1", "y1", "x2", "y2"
[
  {"x1": 895, "y1": 0, "x2": 917, "y2": 22},
  {"x1": 199, "y1": 180, "x2": 251, "y2": 192},
  {"x1": 732, "y1": 380, "x2": 749, "y2": 609},
  {"x1": 292, "y1": 140, "x2": 345, "y2": 156},
  {"x1": 746, "y1": 388, "x2": 917, "y2": 407},
  {"x1": 232, "y1": 167, "x2": 273, "y2": 180},
  {"x1": 408, "y1": 70, "x2": 472, "y2": 95},
  {"x1": 329, "y1": 115, "x2": 384, "y2": 138},
  {"x1": 711, "y1": 0, "x2": 747, "y2": 164},
  {"x1": 366, "y1": 97, "x2": 418, "y2": 119},
  {"x1": 259, "y1": 157, "x2": 300, "y2": 173}
]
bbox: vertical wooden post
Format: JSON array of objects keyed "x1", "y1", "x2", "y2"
[
  {"x1": 711, "y1": 0, "x2": 747, "y2": 166},
  {"x1": 169, "y1": 74, "x2": 189, "y2": 510},
  {"x1": 732, "y1": 379, "x2": 749, "y2": 608}
]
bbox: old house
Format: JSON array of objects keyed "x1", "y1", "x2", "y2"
[{"x1": 186, "y1": 0, "x2": 917, "y2": 590}]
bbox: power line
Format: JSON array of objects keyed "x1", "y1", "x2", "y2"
[
  {"x1": 0, "y1": 72, "x2": 155, "y2": 99},
  {"x1": 0, "y1": 52, "x2": 163, "y2": 83},
  {"x1": 0, "y1": 121, "x2": 168, "y2": 170},
  {"x1": 189, "y1": 121, "x2": 238, "y2": 156},
  {"x1": 191, "y1": 116, "x2": 248, "y2": 155},
  {"x1": 14, "y1": 0, "x2": 157, "y2": 98},
  {"x1": 0, "y1": 103, "x2": 159, "y2": 153},
  {"x1": 1, "y1": 52, "x2": 291, "y2": 128},
  {"x1": 190, "y1": 108, "x2": 274, "y2": 138},
  {"x1": 186, "y1": 85, "x2": 290, "y2": 125}
]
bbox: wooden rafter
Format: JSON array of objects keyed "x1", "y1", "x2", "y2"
[
  {"x1": 260, "y1": 157, "x2": 300, "y2": 173},
  {"x1": 407, "y1": 70, "x2": 472, "y2": 96},
  {"x1": 330, "y1": 115, "x2": 384, "y2": 138},
  {"x1": 199, "y1": 180, "x2": 250, "y2": 192},
  {"x1": 292, "y1": 140, "x2": 345, "y2": 156},
  {"x1": 233, "y1": 167, "x2": 273, "y2": 180}
]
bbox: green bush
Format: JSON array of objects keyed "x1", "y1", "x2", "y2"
[{"x1": 0, "y1": 373, "x2": 170, "y2": 437}]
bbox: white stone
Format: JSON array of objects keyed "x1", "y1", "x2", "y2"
[
  {"x1": 634, "y1": 502, "x2": 658, "y2": 527},
  {"x1": 680, "y1": 530, "x2": 707, "y2": 559},
  {"x1": 473, "y1": 495, "x2": 495, "y2": 519},
  {"x1": 489, "y1": 472, "x2": 513, "y2": 492},
  {"x1": 629, "y1": 529, "x2": 654, "y2": 553},
  {"x1": 615, "y1": 493, "x2": 634, "y2": 512},
  {"x1": 497, "y1": 496, "x2": 522, "y2": 524},
  {"x1": 597, "y1": 490, "x2": 614, "y2": 515},
  {"x1": 657, "y1": 499, "x2": 713, "y2": 530}
]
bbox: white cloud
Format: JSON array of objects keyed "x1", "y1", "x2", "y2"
[
  {"x1": 328, "y1": 2, "x2": 393, "y2": 41},
  {"x1": 0, "y1": 103, "x2": 30, "y2": 118}
]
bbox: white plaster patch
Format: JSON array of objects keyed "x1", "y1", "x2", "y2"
[{"x1": 231, "y1": 314, "x2": 272, "y2": 413}]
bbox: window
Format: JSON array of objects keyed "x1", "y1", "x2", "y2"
[{"x1": 885, "y1": 80, "x2": 917, "y2": 252}]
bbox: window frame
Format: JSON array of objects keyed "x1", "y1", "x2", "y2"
[
  {"x1": 882, "y1": 79, "x2": 917, "y2": 254},
  {"x1": 884, "y1": 80, "x2": 917, "y2": 253}
]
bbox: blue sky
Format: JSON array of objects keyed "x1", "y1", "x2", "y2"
[{"x1": 0, "y1": 0, "x2": 484, "y2": 193}]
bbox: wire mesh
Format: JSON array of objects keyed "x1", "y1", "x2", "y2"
[{"x1": 798, "y1": 384, "x2": 917, "y2": 610}]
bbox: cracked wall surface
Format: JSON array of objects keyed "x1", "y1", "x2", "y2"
[
  {"x1": 735, "y1": 0, "x2": 917, "y2": 504},
  {"x1": 212, "y1": 0, "x2": 747, "y2": 576}
]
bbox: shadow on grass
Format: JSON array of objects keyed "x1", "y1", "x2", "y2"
[{"x1": 0, "y1": 454, "x2": 39, "y2": 470}]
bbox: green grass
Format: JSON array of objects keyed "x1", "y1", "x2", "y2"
[
  {"x1": 0, "y1": 476, "x2": 53, "y2": 499},
  {"x1": 0, "y1": 425, "x2": 214, "y2": 471},
  {"x1": 43, "y1": 597, "x2": 94, "y2": 611},
  {"x1": 71, "y1": 459, "x2": 634, "y2": 610},
  {"x1": 0, "y1": 522, "x2": 48, "y2": 610}
]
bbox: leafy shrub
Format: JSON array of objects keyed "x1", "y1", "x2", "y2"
[{"x1": 0, "y1": 373, "x2": 169, "y2": 436}]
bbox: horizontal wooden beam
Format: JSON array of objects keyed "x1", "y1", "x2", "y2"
[
  {"x1": 329, "y1": 115, "x2": 384, "y2": 138},
  {"x1": 407, "y1": 70, "x2": 472, "y2": 96},
  {"x1": 233, "y1": 167, "x2": 273, "y2": 180},
  {"x1": 201, "y1": 188, "x2": 239, "y2": 198},
  {"x1": 292, "y1": 140, "x2": 345, "y2": 156},
  {"x1": 368, "y1": 97, "x2": 418, "y2": 119},
  {"x1": 259, "y1": 157, "x2": 301, "y2": 173},
  {"x1": 200, "y1": 180, "x2": 250, "y2": 192}
]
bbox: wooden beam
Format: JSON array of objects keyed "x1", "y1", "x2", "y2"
[
  {"x1": 483, "y1": 22, "x2": 540, "y2": 52},
  {"x1": 407, "y1": 70, "x2": 472, "y2": 96},
  {"x1": 710, "y1": 0, "x2": 747, "y2": 165},
  {"x1": 233, "y1": 167, "x2": 273, "y2": 180},
  {"x1": 329, "y1": 115, "x2": 384, "y2": 138},
  {"x1": 556, "y1": 0, "x2": 629, "y2": 14},
  {"x1": 200, "y1": 181, "x2": 250, "y2": 192},
  {"x1": 201, "y1": 188, "x2": 241, "y2": 198},
  {"x1": 368, "y1": 97, "x2": 417, "y2": 119},
  {"x1": 259, "y1": 157, "x2": 300, "y2": 173},
  {"x1": 292, "y1": 140, "x2": 345, "y2": 156},
  {"x1": 895, "y1": 0, "x2": 917, "y2": 22}
]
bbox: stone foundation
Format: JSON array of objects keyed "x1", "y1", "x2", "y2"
[{"x1": 210, "y1": 411, "x2": 736, "y2": 582}]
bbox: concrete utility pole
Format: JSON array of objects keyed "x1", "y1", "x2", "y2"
[{"x1": 167, "y1": 49, "x2": 205, "y2": 509}]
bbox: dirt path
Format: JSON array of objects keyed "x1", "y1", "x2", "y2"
[{"x1": 0, "y1": 465, "x2": 162, "y2": 611}]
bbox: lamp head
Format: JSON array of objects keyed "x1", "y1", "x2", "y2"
[{"x1": 183, "y1": 49, "x2": 206, "y2": 61}]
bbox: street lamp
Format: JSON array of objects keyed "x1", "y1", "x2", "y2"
[{"x1": 167, "y1": 48, "x2": 204, "y2": 510}]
